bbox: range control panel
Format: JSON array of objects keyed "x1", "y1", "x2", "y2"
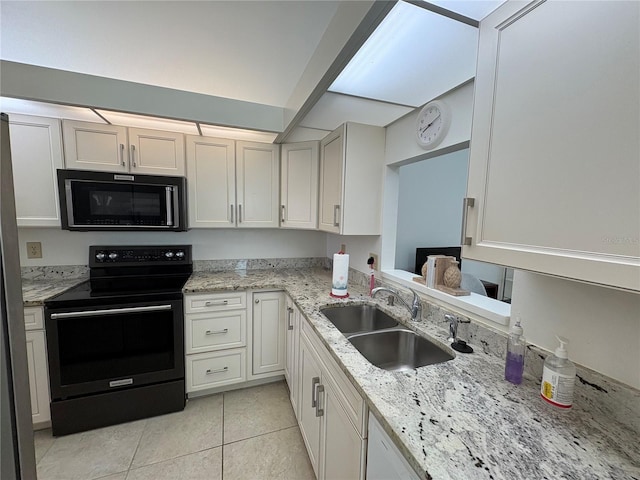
[{"x1": 90, "y1": 245, "x2": 192, "y2": 266}]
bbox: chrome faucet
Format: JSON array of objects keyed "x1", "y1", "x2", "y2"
[
  {"x1": 371, "y1": 287, "x2": 422, "y2": 321},
  {"x1": 445, "y1": 313, "x2": 474, "y2": 353}
]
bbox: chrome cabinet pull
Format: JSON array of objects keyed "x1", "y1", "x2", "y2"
[
  {"x1": 460, "y1": 197, "x2": 475, "y2": 246},
  {"x1": 206, "y1": 366, "x2": 228, "y2": 375},
  {"x1": 50, "y1": 304, "x2": 172, "y2": 319},
  {"x1": 281, "y1": 205, "x2": 286, "y2": 223},
  {"x1": 287, "y1": 307, "x2": 294, "y2": 330},
  {"x1": 205, "y1": 329, "x2": 228, "y2": 335},
  {"x1": 119, "y1": 143, "x2": 125, "y2": 166},
  {"x1": 205, "y1": 300, "x2": 228, "y2": 306},
  {"x1": 130, "y1": 145, "x2": 136, "y2": 167},
  {"x1": 315, "y1": 384, "x2": 325, "y2": 417},
  {"x1": 230, "y1": 204, "x2": 234, "y2": 223},
  {"x1": 333, "y1": 205, "x2": 340, "y2": 227},
  {"x1": 311, "y1": 376, "x2": 320, "y2": 408},
  {"x1": 238, "y1": 204, "x2": 242, "y2": 223}
]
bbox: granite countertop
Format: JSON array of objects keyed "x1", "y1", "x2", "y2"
[
  {"x1": 185, "y1": 268, "x2": 640, "y2": 480},
  {"x1": 21, "y1": 278, "x2": 87, "y2": 306}
]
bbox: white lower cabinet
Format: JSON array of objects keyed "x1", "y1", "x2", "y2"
[
  {"x1": 252, "y1": 291, "x2": 286, "y2": 376},
  {"x1": 23, "y1": 307, "x2": 51, "y2": 426},
  {"x1": 284, "y1": 297, "x2": 300, "y2": 416},
  {"x1": 297, "y1": 316, "x2": 367, "y2": 480},
  {"x1": 367, "y1": 414, "x2": 420, "y2": 480},
  {"x1": 184, "y1": 292, "x2": 248, "y2": 393}
]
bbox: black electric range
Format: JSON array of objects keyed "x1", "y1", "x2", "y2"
[{"x1": 44, "y1": 245, "x2": 192, "y2": 436}]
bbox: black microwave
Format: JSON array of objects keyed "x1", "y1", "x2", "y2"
[{"x1": 57, "y1": 169, "x2": 188, "y2": 231}]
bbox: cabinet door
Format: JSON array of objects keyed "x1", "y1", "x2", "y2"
[
  {"x1": 236, "y1": 141, "x2": 280, "y2": 228},
  {"x1": 186, "y1": 135, "x2": 236, "y2": 228},
  {"x1": 62, "y1": 120, "x2": 128, "y2": 172},
  {"x1": 252, "y1": 291, "x2": 285, "y2": 375},
  {"x1": 285, "y1": 299, "x2": 300, "y2": 417},
  {"x1": 319, "y1": 374, "x2": 364, "y2": 480},
  {"x1": 25, "y1": 331, "x2": 51, "y2": 425},
  {"x1": 318, "y1": 127, "x2": 344, "y2": 233},
  {"x1": 280, "y1": 141, "x2": 319, "y2": 230},
  {"x1": 464, "y1": 0, "x2": 640, "y2": 291},
  {"x1": 367, "y1": 414, "x2": 420, "y2": 480},
  {"x1": 297, "y1": 333, "x2": 323, "y2": 477},
  {"x1": 128, "y1": 127, "x2": 185, "y2": 176},
  {"x1": 8, "y1": 115, "x2": 64, "y2": 226}
]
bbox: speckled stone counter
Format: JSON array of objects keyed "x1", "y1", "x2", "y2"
[
  {"x1": 185, "y1": 268, "x2": 640, "y2": 480},
  {"x1": 21, "y1": 278, "x2": 87, "y2": 306}
]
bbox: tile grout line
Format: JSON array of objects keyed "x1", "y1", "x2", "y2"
[
  {"x1": 222, "y1": 423, "x2": 300, "y2": 447},
  {"x1": 221, "y1": 391, "x2": 225, "y2": 480},
  {"x1": 124, "y1": 420, "x2": 148, "y2": 478}
]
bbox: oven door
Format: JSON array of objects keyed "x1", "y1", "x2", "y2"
[{"x1": 45, "y1": 298, "x2": 184, "y2": 400}]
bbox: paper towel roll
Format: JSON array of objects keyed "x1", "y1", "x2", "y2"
[{"x1": 331, "y1": 253, "x2": 349, "y2": 297}]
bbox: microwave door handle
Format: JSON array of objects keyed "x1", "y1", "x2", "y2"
[
  {"x1": 166, "y1": 187, "x2": 174, "y2": 226},
  {"x1": 64, "y1": 181, "x2": 76, "y2": 227}
]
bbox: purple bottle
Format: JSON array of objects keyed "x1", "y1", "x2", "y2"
[{"x1": 505, "y1": 319, "x2": 525, "y2": 384}]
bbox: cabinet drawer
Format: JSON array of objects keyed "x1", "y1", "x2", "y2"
[
  {"x1": 24, "y1": 306, "x2": 44, "y2": 331},
  {"x1": 186, "y1": 310, "x2": 246, "y2": 354},
  {"x1": 185, "y1": 292, "x2": 246, "y2": 313},
  {"x1": 186, "y1": 349, "x2": 246, "y2": 392}
]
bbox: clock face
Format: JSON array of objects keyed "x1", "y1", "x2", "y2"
[{"x1": 416, "y1": 101, "x2": 449, "y2": 149}]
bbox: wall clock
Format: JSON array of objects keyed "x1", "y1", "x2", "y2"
[{"x1": 415, "y1": 100, "x2": 450, "y2": 149}]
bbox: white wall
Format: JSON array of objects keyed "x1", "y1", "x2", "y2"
[
  {"x1": 511, "y1": 271, "x2": 640, "y2": 389},
  {"x1": 385, "y1": 81, "x2": 474, "y2": 166},
  {"x1": 325, "y1": 234, "x2": 380, "y2": 276},
  {"x1": 18, "y1": 228, "x2": 327, "y2": 266}
]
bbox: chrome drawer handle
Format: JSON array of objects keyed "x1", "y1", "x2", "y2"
[
  {"x1": 205, "y1": 300, "x2": 228, "y2": 306},
  {"x1": 205, "y1": 328, "x2": 228, "y2": 335},
  {"x1": 287, "y1": 307, "x2": 294, "y2": 330},
  {"x1": 311, "y1": 376, "x2": 320, "y2": 408},
  {"x1": 206, "y1": 367, "x2": 228, "y2": 375},
  {"x1": 315, "y1": 384, "x2": 325, "y2": 417}
]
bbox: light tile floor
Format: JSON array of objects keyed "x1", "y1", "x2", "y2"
[{"x1": 34, "y1": 381, "x2": 315, "y2": 480}]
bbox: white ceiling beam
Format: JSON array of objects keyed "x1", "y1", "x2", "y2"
[{"x1": 0, "y1": 60, "x2": 284, "y2": 133}]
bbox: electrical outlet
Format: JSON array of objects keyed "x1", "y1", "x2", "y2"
[
  {"x1": 369, "y1": 253, "x2": 379, "y2": 271},
  {"x1": 340, "y1": 243, "x2": 346, "y2": 253},
  {"x1": 26, "y1": 242, "x2": 42, "y2": 259}
]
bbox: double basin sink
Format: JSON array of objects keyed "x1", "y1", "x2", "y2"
[{"x1": 320, "y1": 305, "x2": 453, "y2": 372}]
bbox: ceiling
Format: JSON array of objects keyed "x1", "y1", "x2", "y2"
[{"x1": 0, "y1": 0, "x2": 506, "y2": 141}]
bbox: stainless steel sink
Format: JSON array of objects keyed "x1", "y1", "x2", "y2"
[
  {"x1": 347, "y1": 329, "x2": 454, "y2": 371},
  {"x1": 320, "y1": 305, "x2": 399, "y2": 335}
]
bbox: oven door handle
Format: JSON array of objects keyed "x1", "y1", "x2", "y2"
[{"x1": 50, "y1": 304, "x2": 173, "y2": 319}]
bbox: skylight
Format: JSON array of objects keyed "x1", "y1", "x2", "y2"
[{"x1": 328, "y1": 1, "x2": 479, "y2": 108}]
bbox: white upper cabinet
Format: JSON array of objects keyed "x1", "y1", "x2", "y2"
[
  {"x1": 186, "y1": 137, "x2": 279, "y2": 228},
  {"x1": 319, "y1": 122, "x2": 385, "y2": 235},
  {"x1": 236, "y1": 141, "x2": 280, "y2": 228},
  {"x1": 463, "y1": 0, "x2": 640, "y2": 292},
  {"x1": 280, "y1": 141, "x2": 319, "y2": 230},
  {"x1": 9, "y1": 114, "x2": 64, "y2": 227},
  {"x1": 186, "y1": 135, "x2": 236, "y2": 228},
  {"x1": 63, "y1": 120, "x2": 185, "y2": 176},
  {"x1": 128, "y1": 127, "x2": 185, "y2": 176}
]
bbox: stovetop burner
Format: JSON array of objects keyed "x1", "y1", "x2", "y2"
[{"x1": 46, "y1": 245, "x2": 192, "y2": 308}]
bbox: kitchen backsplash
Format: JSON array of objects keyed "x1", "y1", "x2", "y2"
[
  {"x1": 21, "y1": 265, "x2": 89, "y2": 281},
  {"x1": 194, "y1": 257, "x2": 326, "y2": 272}
]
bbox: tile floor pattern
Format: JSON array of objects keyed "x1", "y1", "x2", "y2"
[{"x1": 34, "y1": 381, "x2": 315, "y2": 480}]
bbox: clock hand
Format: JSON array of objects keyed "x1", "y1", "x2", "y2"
[{"x1": 420, "y1": 113, "x2": 441, "y2": 134}]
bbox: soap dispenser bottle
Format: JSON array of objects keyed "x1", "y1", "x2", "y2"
[
  {"x1": 540, "y1": 336, "x2": 576, "y2": 409},
  {"x1": 505, "y1": 319, "x2": 525, "y2": 384}
]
